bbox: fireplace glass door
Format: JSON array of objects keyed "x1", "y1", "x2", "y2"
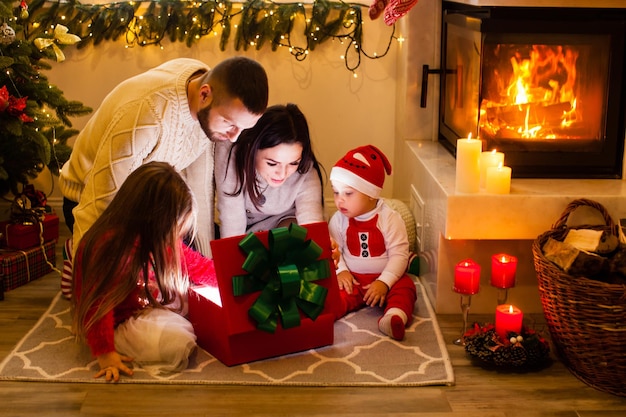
[{"x1": 439, "y1": 3, "x2": 626, "y2": 178}]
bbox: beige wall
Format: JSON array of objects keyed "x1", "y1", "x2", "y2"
[
  {"x1": 19, "y1": 2, "x2": 447, "y2": 224},
  {"x1": 392, "y1": 0, "x2": 441, "y2": 201},
  {"x1": 38, "y1": 9, "x2": 404, "y2": 212}
]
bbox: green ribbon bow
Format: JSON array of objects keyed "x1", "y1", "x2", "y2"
[{"x1": 232, "y1": 224, "x2": 330, "y2": 333}]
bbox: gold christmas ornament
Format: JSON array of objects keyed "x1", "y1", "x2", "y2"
[
  {"x1": 19, "y1": 0, "x2": 29, "y2": 19},
  {"x1": 34, "y1": 24, "x2": 81, "y2": 62}
]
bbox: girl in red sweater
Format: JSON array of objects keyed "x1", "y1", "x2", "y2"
[{"x1": 71, "y1": 161, "x2": 216, "y2": 382}]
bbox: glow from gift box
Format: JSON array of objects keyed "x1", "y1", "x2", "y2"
[{"x1": 192, "y1": 285, "x2": 222, "y2": 307}]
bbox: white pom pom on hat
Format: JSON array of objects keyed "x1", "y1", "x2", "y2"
[{"x1": 330, "y1": 145, "x2": 392, "y2": 198}]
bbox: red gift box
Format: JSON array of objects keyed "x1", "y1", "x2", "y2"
[
  {"x1": 1, "y1": 213, "x2": 60, "y2": 250},
  {"x1": 0, "y1": 240, "x2": 56, "y2": 292},
  {"x1": 188, "y1": 222, "x2": 341, "y2": 366}
]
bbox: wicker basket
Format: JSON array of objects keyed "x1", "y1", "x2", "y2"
[{"x1": 532, "y1": 198, "x2": 626, "y2": 397}]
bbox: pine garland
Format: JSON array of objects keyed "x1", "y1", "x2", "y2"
[{"x1": 20, "y1": 0, "x2": 395, "y2": 72}]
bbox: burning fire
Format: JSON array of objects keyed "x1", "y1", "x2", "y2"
[{"x1": 479, "y1": 44, "x2": 582, "y2": 140}]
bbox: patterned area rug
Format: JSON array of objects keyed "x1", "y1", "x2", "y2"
[{"x1": 0, "y1": 280, "x2": 454, "y2": 386}]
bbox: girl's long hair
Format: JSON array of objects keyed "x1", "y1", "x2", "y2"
[
  {"x1": 224, "y1": 103, "x2": 324, "y2": 209},
  {"x1": 71, "y1": 161, "x2": 197, "y2": 340}
]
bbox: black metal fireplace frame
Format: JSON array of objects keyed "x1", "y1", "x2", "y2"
[{"x1": 437, "y1": 1, "x2": 626, "y2": 179}]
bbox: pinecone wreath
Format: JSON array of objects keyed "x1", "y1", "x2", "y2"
[{"x1": 463, "y1": 323, "x2": 551, "y2": 369}]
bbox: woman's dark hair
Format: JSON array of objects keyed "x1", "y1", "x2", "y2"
[{"x1": 226, "y1": 103, "x2": 324, "y2": 209}]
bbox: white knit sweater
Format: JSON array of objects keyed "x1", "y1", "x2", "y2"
[{"x1": 59, "y1": 58, "x2": 215, "y2": 257}]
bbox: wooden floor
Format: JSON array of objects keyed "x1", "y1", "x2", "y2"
[{"x1": 1, "y1": 230, "x2": 626, "y2": 416}]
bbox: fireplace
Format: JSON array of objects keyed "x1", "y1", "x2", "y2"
[{"x1": 433, "y1": 1, "x2": 626, "y2": 178}]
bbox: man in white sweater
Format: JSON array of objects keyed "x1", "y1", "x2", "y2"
[{"x1": 59, "y1": 57, "x2": 269, "y2": 258}]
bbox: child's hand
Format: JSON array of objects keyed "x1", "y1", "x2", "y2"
[
  {"x1": 337, "y1": 270, "x2": 358, "y2": 293},
  {"x1": 362, "y1": 280, "x2": 389, "y2": 307},
  {"x1": 95, "y1": 351, "x2": 134, "y2": 382}
]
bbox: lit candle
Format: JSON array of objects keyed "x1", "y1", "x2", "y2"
[
  {"x1": 495, "y1": 304, "x2": 523, "y2": 340},
  {"x1": 455, "y1": 134, "x2": 482, "y2": 194},
  {"x1": 453, "y1": 259, "x2": 481, "y2": 295},
  {"x1": 480, "y1": 149, "x2": 504, "y2": 189},
  {"x1": 485, "y1": 163, "x2": 512, "y2": 194},
  {"x1": 490, "y1": 253, "x2": 518, "y2": 289}
]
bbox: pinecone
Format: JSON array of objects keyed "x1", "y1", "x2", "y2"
[
  {"x1": 508, "y1": 343, "x2": 528, "y2": 366},
  {"x1": 465, "y1": 329, "x2": 498, "y2": 362},
  {"x1": 490, "y1": 346, "x2": 509, "y2": 366},
  {"x1": 523, "y1": 336, "x2": 550, "y2": 364}
]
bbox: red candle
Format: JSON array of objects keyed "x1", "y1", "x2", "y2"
[
  {"x1": 490, "y1": 253, "x2": 518, "y2": 289},
  {"x1": 453, "y1": 259, "x2": 481, "y2": 295},
  {"x1": 495, "y1": 304, "x2": 523, "y2": 340}
]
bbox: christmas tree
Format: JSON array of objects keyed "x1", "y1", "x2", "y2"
[{"x1": 0, "y1": 0, "x2": 91, "y2": 196}]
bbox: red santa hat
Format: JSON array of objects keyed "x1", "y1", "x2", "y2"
[{"x1": 330, "y1": 145, "x2": 392, "y2": 198}]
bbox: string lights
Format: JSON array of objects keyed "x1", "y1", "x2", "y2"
[{"x1": 22, "y1": 0, "x2": 399, "y2": 72}]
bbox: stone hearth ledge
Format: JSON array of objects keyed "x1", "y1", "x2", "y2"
[
  {"x1": 405, "y1": 140, "x2": 626, "y2": 314},
  {"x1": 408, "y1": 140, "x2": 626, "y2": 241}
]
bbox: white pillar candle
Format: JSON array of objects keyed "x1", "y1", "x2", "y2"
[
  {"x1": 480, "y1": 149, "x2": 504, "y2": 189},
  {"x1": 486, "y1": 164, "x2": 512, "y2": 194},
  {"x1": 455, "y1": 135, "x2": 482, "y2": 194}
]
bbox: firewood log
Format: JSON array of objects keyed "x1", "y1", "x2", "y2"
[
  {"x1": 563, "y1": 229, "x2": 619, "y2": 255},
  {"x1": 542, "y1": 237, "x2": 608, "y2": 276}
]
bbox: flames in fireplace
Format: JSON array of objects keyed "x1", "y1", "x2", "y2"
[
  {"x1": 438, "y1": 3, "x2": 626, "y2": 178},
  {"x1": 478, "y1": 43, "x2": 602, "y2": 142}
]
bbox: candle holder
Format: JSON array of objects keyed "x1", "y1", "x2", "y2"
[
  {"x1": 495, "y1": 288, "x2": 509, "y2": 306},
  {"x1": 453, "y1": 294, "x2": 473, "y2": 346},
  {"x1": 453, "y1": 259, "x2": 481, "y2": 346}
]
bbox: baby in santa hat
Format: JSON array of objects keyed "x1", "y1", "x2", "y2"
[{"x1": 329, "y1": 145, "x2": 417, "y2": 340}]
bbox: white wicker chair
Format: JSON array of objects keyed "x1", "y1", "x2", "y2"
[{"x1": 383, "y1": 198, "x2": 417, "y2": 254}]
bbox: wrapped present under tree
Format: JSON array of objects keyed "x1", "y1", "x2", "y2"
[
  {"x1": 1, "y1": 213, "x2": 59, "y2": 250},
  {"x1": 1, "y1": 240, "x2": 56, "y2": 292}
]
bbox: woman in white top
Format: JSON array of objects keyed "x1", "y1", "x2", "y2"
[{"x1": 215, "y1": 104, "x2": 325, "y2": 238}]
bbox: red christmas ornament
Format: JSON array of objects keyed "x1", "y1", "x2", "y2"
[
  {"x1": 384, "y1": 0, "x2": 419, "y2": 26},
  {"x1": 369, "y1": 0, "x2": 419, "y2": 26},
  {"x1": 0, "y1": 85, "x2": 9, "y2": 112}
]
